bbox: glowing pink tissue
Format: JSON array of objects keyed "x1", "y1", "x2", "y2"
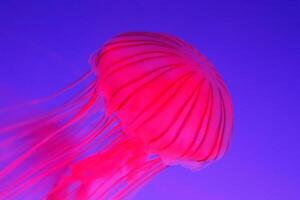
[{"x1": 0, "y1": 32, "x2": 233, "y2": 199}]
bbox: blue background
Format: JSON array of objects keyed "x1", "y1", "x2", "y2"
[{"x1": 0, "y1": 0, "x2": 299, "y2": 199}]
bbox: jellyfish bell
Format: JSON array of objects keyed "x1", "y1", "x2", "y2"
[
  {"x1": 96, "y1": 32, "x2": 233, "y2": 169},
  {"x1": 0, "y1": 31, "x2": 233, "y2": 199}
]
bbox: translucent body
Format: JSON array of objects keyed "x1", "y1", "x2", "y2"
[{"x1": 0, "y1": 32, "x2": 233, "y2": 199}]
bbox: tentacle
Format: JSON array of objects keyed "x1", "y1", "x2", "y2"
[{"x1": 0, "y1": 74, "x2": 118, "y2": 199}]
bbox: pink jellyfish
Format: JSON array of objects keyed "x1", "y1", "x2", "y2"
[{"x1": 0, "y1": 32, "x2": 233, "y2": 199}]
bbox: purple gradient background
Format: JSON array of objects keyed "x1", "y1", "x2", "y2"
[{"x1": 0, "y1": 0, "x2": 299, "y2": 199}]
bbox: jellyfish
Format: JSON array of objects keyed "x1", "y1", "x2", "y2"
[{"x1": 0, "y1": 32, "x2": 233, "y2": 199}]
